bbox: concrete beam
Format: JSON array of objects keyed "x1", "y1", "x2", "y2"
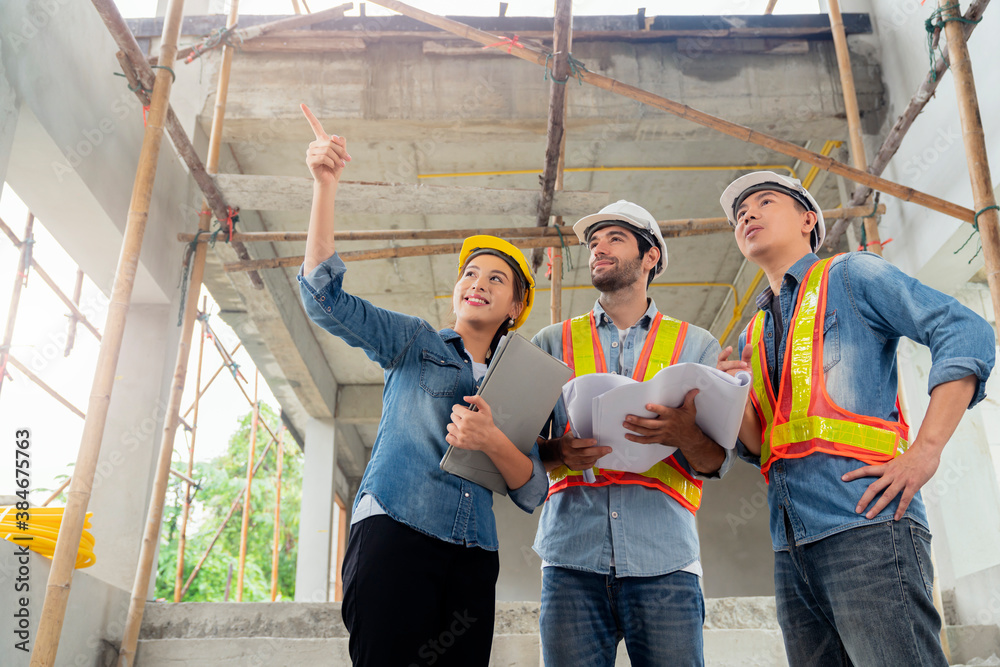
[
  {"x1": 334, "y1": 384, "x2": 384, "y2": 425},
  {"x1": 214, "y1": 174, "x2": 610, "y2": 215},
  {"x1": 208, "y1": 207, "x2": 339, "y2": 432}
]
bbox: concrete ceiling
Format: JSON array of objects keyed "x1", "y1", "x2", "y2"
[{"x1": 129, "y1": 12, "x2": 884, "y2": 497}]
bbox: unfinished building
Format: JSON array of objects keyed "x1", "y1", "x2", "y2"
[{"x1": 1, "y1": 0, "x2": 999, "y2": 664}]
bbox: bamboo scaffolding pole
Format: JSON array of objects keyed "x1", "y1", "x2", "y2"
[
  {"x1": 0, "y1": 213, "x2": 34, "y2": 398},
  {"x1": 31, "y1": 262, "x2": 102, "y2": 341},
  {"x1": 236, "y1": 371, "x2": 260, "y2": 602},
  {"x1": 5, "y1": 356, "x2": 85, "y2": 419},
  {"x1": 170, "y1": 467, "x2": 199, "y2": 487},
  {"x1": 825, "y1": 0, "x2": 990, "y2": 250},
  {"x1": 42, "y1": 468, "x2": 197, "y2": 509},
  {"x1": 0, "y1": 216, "x2": 103, "y2": 342},
  {"x1": 334, "y1": 494, "x2": 348, "y2": 602},
  {"x1": 41, "y1": 477, "x2": 72, "y2": 508},
  {"x1": 204, "y1": 321, "x2": 247, "y2": 383},
  {"x1": 828, "y1": 0, "x2": 883, "y2": 255},
  {"x1": 221, "y1": 205, "x2": 885, "y2": 273},
  {"x1": 533, "y1": 0, "x2": 572, "y2": 272},
  {"x1": 181, "y1": 206, "x2": 881, "y2": 244},
  {"x1": 940, "y1": 0, "x2": 1000, "y2": 334},
  {"x1": 183, "y1": 342, "x2": 243, "y2": 419},
  {"x1": 116, "y1": 0, "x2": 241, "y2": 658},
  {"x1": 270, "y1": 426, "x2": 285, "y2": 601},
  {"x1": 173, "y1": 299, "x2": 208, "y2": 602},
  {"x1": 180, "y1": 434, "x2": 276, "y2": 598},
  {"x1": 30, "y1": 1, "x2": 185, "y2": 663},
  {"x1": 367, "y1": 0, "x2": 974, "y2": 224},
  {"x1": 98, "y1": 3, "x2": 263, "y2": 291},
  {"x1": 64, "y1": 269, "x2": 85, "y2": 357},
  {"x1": 175, "y1": 3, "x2": 352, "y2": 62},
  {"x1": 547, "y1": 0, "x2": 572, "y2": 319}
]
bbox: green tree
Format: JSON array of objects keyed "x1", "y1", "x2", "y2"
[{"x1": 155, "y1": 402, "x2": 302, "y2": 601}]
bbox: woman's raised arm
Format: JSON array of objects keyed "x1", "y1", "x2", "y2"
[{"x1": 301, "y1": 103, "x2": 351, "y2": 274}]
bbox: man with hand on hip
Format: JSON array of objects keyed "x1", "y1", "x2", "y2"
[{"x1": 718, "y1": 171, "x2": 995, "y2": 666}]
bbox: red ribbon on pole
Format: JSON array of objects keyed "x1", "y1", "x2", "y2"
[{"x1": 483, "y1": 35, "x2": 525, "y2": 54}]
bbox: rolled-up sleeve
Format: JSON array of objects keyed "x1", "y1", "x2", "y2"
[
  {"x1": 508, "y1": 443, "x2": 549, "y2": 512},
  {"x1": 846, "y1": 252, "x2": 996, "y2": 408}
]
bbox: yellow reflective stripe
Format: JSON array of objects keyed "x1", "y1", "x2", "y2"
[
  {"x1": 644, "y1": 461, "x2": 702, "y2": 507},
  {"x1": 748, "y1": 312, "x2": 774, "y2": 464},
  {"x1": 641, "y1": 316, "x2": 683, "y2": 380},
  {"x1": 548, "y1": 464, "x2": 596, "y2": 483},
  {"x1": 548, "y1": 463, "x2": 702, "y2": 507},
  {"x1": 569, "y1": 315, "x2": 597, "y2": 376},
  {"x1": 771, "y1": 416, "x2": 909, "y2": 456},
  {"x1": 788, "y1": 258, "x2": 832, "y2": 421}
]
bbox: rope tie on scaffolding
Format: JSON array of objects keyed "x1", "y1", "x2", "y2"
[
  {"x1": 925, "y1": 2, "x2": 982, "y2": 81},
  {"x1": 546, "y1": 226, "x2": 576, "y2": 280},
  {"x1": 856, "y1": 194, "x2": 893, "y2": 251},
  {"x1": 113, "y1": 72, "x2": 151, "y2": 99},
  {"x1": 114, "y1": 71, "x2": 154, "y2": 125},
  {"x1": 544, "y1": 52, "x2": 588, "y2": 85},
  {"x1": 183, "y1": 25, "x2": 243, "y2": 64},
  {"x1": 955, "y1": 205, "x2": 1000, "y2": 263},
  {"x1": 176, "y1": 208, "x2": 239, "y2": 325}
]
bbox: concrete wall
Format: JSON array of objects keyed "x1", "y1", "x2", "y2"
[
  {"x1": 0, "y1": 546, "x2": 128, "y2": 667},
  {"x1": 699, "y1": 464, "x2": 775, "y2": 598},
  {"x1": 0, "y1": 1, "x2": 207, "y2": 658},
  {"x1": 856, "y1": 0, "x2": 1000, "y2": 292}
]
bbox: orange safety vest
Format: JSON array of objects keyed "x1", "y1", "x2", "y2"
[
  {"x1": 547, "y1": 311, "x2": 704, "y2": 514},
  {"x1": 746, "y1": 256, "x2": 909, "y2": 481}
]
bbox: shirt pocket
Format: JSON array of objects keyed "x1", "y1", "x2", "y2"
[
  {"x1": 419, "y1": 349, "x2": 463, "y2": 398},
  {"x1": 823, "y1": 309, "x2": 840, "y2": 373}
]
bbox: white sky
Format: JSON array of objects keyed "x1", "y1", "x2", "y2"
[
  {"x1": 2, "y1": 0, "x2": 820, "y2": 503},
  {"x1": 0, "y1": 184, "x2": 278, "y2": 504}
]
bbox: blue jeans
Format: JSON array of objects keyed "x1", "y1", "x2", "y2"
[
  {"x1": 540, "y1": 566, "x2": 704, "y2": 667},
  {"x1": 775, "y1": 513, "x2": 948, "y2": 666}
]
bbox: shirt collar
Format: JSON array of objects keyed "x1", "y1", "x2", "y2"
[
  {"x1": 754, "y1": 252, "x2": 820, "y2": 311},
  {"x1": 592, "y1": 297, "x2": 659, "y2": 329}
]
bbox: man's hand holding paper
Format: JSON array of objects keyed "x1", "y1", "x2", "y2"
[{"x1": 561, "y1": 363, "x2": 751, "y2": 475}]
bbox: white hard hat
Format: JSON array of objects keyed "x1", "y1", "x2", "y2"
[
  {"x1": 572, "y1": 200, "x2": 668, "y2": 277},
  {"x1": 719, "y1": 171, "x2": 826, "y2": 252}
]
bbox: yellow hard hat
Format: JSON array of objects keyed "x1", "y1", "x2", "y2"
[{"x1": 458, "y1": 235, "x2": 535, "y2": 329}]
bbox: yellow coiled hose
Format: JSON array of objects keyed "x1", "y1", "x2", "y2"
[{"x1": 0, "y1": 507, "x2": 96, "y2": 568}]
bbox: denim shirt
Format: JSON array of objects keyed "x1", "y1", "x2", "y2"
[
  {"x1": 298, "y1": 253, "x2": 549, "y2": 551},
  {"x1": 736, "y1": 252, "x2": 996, "y2": 552},
  {"x1": 531, "y1": 298, "x2": 736, "y2": 576}
]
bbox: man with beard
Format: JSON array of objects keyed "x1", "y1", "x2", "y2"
[{"x1": 530, "y1": 200, "x2": 733, "y2": 667}]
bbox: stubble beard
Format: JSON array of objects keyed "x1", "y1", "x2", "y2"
[{"x1": 591, "y1": 255, "x2": 645, "y2": 293}]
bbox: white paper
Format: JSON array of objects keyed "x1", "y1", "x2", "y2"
[{"x1": 561, "y1": 363, "x2": 751, "y2": 474}]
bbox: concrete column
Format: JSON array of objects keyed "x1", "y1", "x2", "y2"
[
  {"x1": 897, "y1": 322, "x2": 1000, "y2": 627},
  {"x1": 295, "y1": 418, "x2": 337, "y2": 602},
  {"x1": 87, "y1": 304, "x2": 182, "y2": 594}
]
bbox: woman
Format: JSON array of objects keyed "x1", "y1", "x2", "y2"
[{"x1": 297, "y1": 104, "x2": 548, "y2": 666}]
